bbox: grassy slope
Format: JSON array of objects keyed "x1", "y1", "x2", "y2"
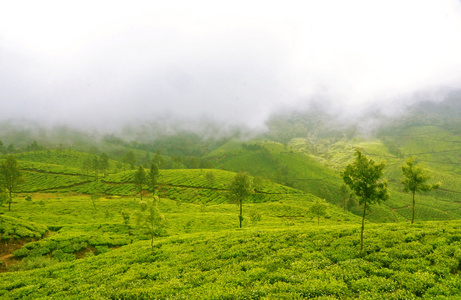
[
  {"x1": 285, "y1": 123, "x2": 461, "y2": 224},
  {"x1": 9, "y1": 125, "x2": 461, "y2": 224},
  {"x1": 207, "y1": 140, "x2": 344, "y2": 205},
  {"x1": 206, "y1": 136, "x2": 461, "y2": 223},
  {"x1": 1, "y1": 218, "x2": 460, "y2": 299},
  {"x1": 12, "y1": 150, "x2": 311, "y2": 205},
  {"x1": 1, "y1": 133, "x2": 461, "y2": 298},
  {"x1": 0, "y1": 190, "x2": 460, "y2": 299}
]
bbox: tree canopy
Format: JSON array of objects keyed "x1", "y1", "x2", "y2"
[
  {"x1": 342, "y1": 149, "x2": 388, "y2": 251},
  {"x1": 401, "y1": 157, "x2": 441, "y2": 224},
  {"x1": 134, "y1": 165, "x2": 146, "y2": 200},
  {"x1": 0, "y1": 155, "x2": 24, "y2": 211},
  {"x1": 147, "y1": 161, "x2": 159, "y2": 196},
  {"x1": 228, "y1": 172, "x2": 253, "y2": 228}
]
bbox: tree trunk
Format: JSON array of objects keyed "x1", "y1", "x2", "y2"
[
  {"x1": 239, "y1": 198, "x2": 243, "y2": 228},
  {"x1": 411, "y1": 191, "x2": 415, "y2": 224},
  {"x1": 360, "y1": 201, "x2": 367, "y2": 252}
]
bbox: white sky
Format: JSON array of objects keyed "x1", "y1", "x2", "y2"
[{"x1": 1, "y1": 0, "x2": 461, "y2": 130}]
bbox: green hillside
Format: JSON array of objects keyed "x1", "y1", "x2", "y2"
[
  {"x1": 0, "y1": 97, "x2": 460, "y2": 298},
  {"x1": 1, "y1": 218, "x2": 460, "y2": 299},
  {"x1": 207, "y1": 140, "x2": 344, "y2": 204},
  {"x1": 203, "y1": 135, "x2": 461, "y2": 224}
]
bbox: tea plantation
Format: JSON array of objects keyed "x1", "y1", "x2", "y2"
[{"x1": 0, "y1": 122, "x2": 461, "y2": 299}]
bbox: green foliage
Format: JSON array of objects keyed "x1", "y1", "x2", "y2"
[
  {"x1": 0, "y1": 155, "x2": 24, "y2": 211},
  {"x1": 2, "y1": 221, "x2": 461, "y2": 299},
  {"x1": 147, "y1": 161, "x2": 159, "y2": 195},
  {"x1": 123, "y1": 150, "x2": 137, "y2": 170},
  {"x1": 342, "y1": 150, "x2": 389, "y2": 207},
  {"x1": 402, "y1": 157, "x2": 441, "y2": 224},
  {"x1": 342, "y1": 149, "x2": 389, "y2": 251},
  {"x1": 121, "y1": 210, "x2": 130, "y2": 226},
  {"x1": 136, "y1": 197, "x2": 167, "y2": 255},
  {"x1": 309, "y1": 199, "x2": 328, "y2": 225},
  {"x1": 134, "y1": 165, "x2": 146, "y2": 199},
  {"x1": 205, "y1": 170, "x2": 215, "y2": 186},
  {"x1": 208, "y1": 140, "x2": 345, "y2": 207},
  {"x1": 0, "y1": 215, "x2": 48, "y2": 239},
  {"x1": 249, "y1": 209, "x2": 262, "y2": 225},
  {"x1": 228, "y1": 172, "x2": 253, "y2": 228},
  {"x1": 90, "y1": 192, "x2": 101, "y2": 210},
  {"x1": 99, "y1": 152, "x2": 110, "y2": 176},
  {"x1": 0, "y1": 188, "x2": 7, "y2": 206}
]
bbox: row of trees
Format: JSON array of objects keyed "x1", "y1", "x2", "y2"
[
  {"x1": 0, "y1": 140, "x2": 48, "y2": 155},
  {"x1": 81, "y1": 153, "x2": 110, "y2": 180},
  {"x1": 342, "y1": 149, "x2": 440, "y2": 251},
  {"x1": 134, "y1": 162, "x2": 159, "y2": 200},
  {"x1": 0, "y1": 145, "x2": 441, "y2": 254}
]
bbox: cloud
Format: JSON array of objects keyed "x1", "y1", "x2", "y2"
[{"x1": 1, "y1": 0, "x2": 461, "y2": 131}]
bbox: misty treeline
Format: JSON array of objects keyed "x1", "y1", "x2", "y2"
[{"x1": 1, "y1": 95, "x2": 460, "y2": 179}]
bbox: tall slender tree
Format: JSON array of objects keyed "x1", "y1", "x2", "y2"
[
  {"x1": 0, "y1": 155, "x2": 24, "y2": 211},
  {"x1": 99, "y1": 153, "x2": 110, "y2": 177},
  {"x1": 147, "y1": 161, "x2": 159, "y2": 197},
  {"x1": 228, "y1": 172, "x2": 253, "y2": 228},
  {"x1": 136, "y1": 197, "x2": 166, "y2": 255},
  {"x1": 342, "y1": 149, "x2": 389, "y2": 251},
  {"x1": 92, "y1": 156, "x2": 100, "y2": 181},
  {"x1": 401, "y1": 157, "x2": 441, "y2": 224},
  {"x1": 134, "y1": 165, "x2": 146, "y2": 200},
  {"x1": 81, "y1": 157, "x2": 92, "y2": 177}
]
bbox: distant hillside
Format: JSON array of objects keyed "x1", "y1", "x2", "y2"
[
  {"x1": 206, "y1": 140, "x2": 344, "y2": 204},
  {"x1": 10, "y1": 150, "x2": 320, "y2": 207}
]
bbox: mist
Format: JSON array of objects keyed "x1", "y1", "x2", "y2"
[{"x1": 1, "y1": 0, "x2": 461, "y2": 134}]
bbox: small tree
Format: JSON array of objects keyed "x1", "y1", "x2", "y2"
[
  {"x1": 92, "y1": 156, "x2": 100, "y2": 181},
  {"x1": 81, "y1": 157, "x2": 92, "y2": 177},
  {"x1": 342, "y1": 149, "x2": 389, "y2": 251},
  {"x1": 136, "y1": 197, "x2": 166, "y2": 255},
  {"x1": 134, "y1": 165, "x2": 146, "y2": 200},
  {"x1": 310, "y1": 199, "x2": 328, "y2": 225},
  {"x1": 147, "y1": 161, "x2": 159, "y2": 197},
  {"x1": 0, "y1": 155, "x2": 24, "y2": 211},
  {"x1": 27, "y1": 141, "x2": 43, "y2": 153},
  {"x1": 401, "y1": 157, "x2": 441, "y2": 224},
  {"x1": 228, "y1": 172, "x2": 253, "y2": 228},
  {"x1": 99, "y1": 153, "x2": 110, "y2": 177}
]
